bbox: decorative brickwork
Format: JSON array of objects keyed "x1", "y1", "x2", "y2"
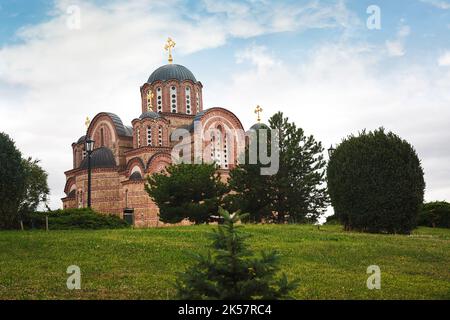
[{"x1": 62, "y1": 63, "x2": 244, "y2": 227}]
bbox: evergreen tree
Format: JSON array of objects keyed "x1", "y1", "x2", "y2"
[
  {"x1": 145, "y1": 163, "x2": 228, "y2": 224},
  {"x1": 327, "y1": 128, "x2": 425, "y2": 234},
  {"x1": 176, "y1": 207, "x2": 298, "y2": 300},
  {"x1": 0, "y1": 132, "x2": 26, "y2": 229},
  {"x1": 228, "y1": 112, "x2": 328, "y2": 223}
]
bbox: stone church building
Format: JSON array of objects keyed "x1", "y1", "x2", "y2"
[{"x1": 61, "y1": 47, "x2": 248, "y2": 227}]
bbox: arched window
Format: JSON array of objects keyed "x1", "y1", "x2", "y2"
[
  {"x1": 185, "y1": 86, "x2": 191, "y2": 114},
  {"x1": 211, "y1": 126, "x2": 223, "y2": 167},
  {"x1": 170, "y1": 86, "x2": 177, "y2": 113},
  {"x1": 156, "y1": 87, "x2": 162, "y2": 113},
  {"x1": 147, "y1": 126, "x2": 152, "y2": 146},
  {"x1": 100, "y1": 128, "x2": 105, "y2": 147},
  {"x1": 158, "y1": 126, "x2": 163, "y2": 146}
]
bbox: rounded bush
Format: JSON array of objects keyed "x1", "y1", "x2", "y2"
[
  {"x1": 418, "y1": 202, "x2": 450, "y2": 228},
  {"x1": 327, "y1": 128, "x2": 425, "y2": 234}
]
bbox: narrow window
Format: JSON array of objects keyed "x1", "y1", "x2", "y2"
[
  {"x1": 196, "y1": 91, "x2": 200, "y2": 113},
  {"x1": 223, "y1": 134, "x2": 228, "y2": 169},
  {"x1": 170, "y1": 86, "x2": 177, "y2": 113},
  {"x1": 157, "y1": 87, "x2": 162, "y2": 113},
  {"x1": 185, "y1": 86, "x2": 191, "y2": 115},
  {"x1": 137, "y1": 127, "x2": 141, "y2": 148},
  {"x1": 100, "y1": 128, "x2": 105, "y2": 147},
  {"x1": 158, "y1": 126, "x2": 163, "y2": 146},
  {"x1": 147, "y1": 126, "x2": 152, "y2": 146}
]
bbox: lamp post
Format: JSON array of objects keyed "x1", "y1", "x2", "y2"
[
  {"x1": 85, "y1": 138, "x2": 95, "y2": 208},
  {"x1": 328, "y1": 144, "x2": 336, "y2": 158}
]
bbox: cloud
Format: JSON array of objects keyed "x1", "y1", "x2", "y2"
[
  {"x1": 235, "y1": 44, "x2": 279, "y2": 73},
  {"x1": 438, "y1": 51, "x2": 450, "y2": 66},
  {"x1": 215, "y1": 42, "x2": 450, "y2": 202},
  {"x1": 420, "y1": 0, "x2": 450, "y2": 9},
  {"x1": 0, "y1": 0, "x2": 356, "y2": 209},
  {"x1": 386, "y1": 24, "x2": 410, "y2": 57}
]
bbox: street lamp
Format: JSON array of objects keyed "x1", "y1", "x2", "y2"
[
  {"x1": 85, "y1": 138, "x2": 95, "y2": 208},
  {"x1": 328, "y1": 144, "x2": 335, "y2": 158}
]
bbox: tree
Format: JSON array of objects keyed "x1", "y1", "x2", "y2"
[
  {"x1": 145, "y1": 163, "x2": 228, "y2": 224},
  {"x1": 327, "y1": 128, "x2": 425, "y2": 234},
  {"x1": 0, "y1": 132, "x2": 26, "y2": 229},
  {"x1": 176, "y1": 207, "x2": 298, "y2": 300},
  {"x1": 418, "y1": 201, "x2": 450, "y2": 229},
  {"x1": 18, "y1": 157, "x2": 50, "y2": 219},
  {"x1": 228, "y1": 112, "x2": 328, "y2": 223}
]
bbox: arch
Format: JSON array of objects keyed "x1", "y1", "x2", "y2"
[
  {"x1": 87, "y1": 112, "x2": 132, "y2": 142},
  {"x1": 126, "y1": 157, "x2": 146, "y2": 176},
  {"x1": 64, "y1": 177, "x2": 76, "y2": 195},
  {"x1": 146, "y1": 152, "x2": 172, "y2": 174}
]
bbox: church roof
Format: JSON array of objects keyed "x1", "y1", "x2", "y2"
[
  {"x1": 249, "y1": 123, "x2": 269, "y2": 131},
  {"x1": 106, "y1": 112, "x2": 133, "y2": 137},
  {"x1": 148, "y1": 64, "x2": 197, "y2": 83},
  {"x1": 80, "y1": 147, "x2": 116, "y2": 170},
  {"x1": 77, "y1": 135, "x2": 86, "y2": 144},
  {"x1": 139, "y1": 111, "x2": 163, "y2": 120}
]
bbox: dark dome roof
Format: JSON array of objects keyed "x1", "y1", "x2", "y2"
[
  {"x1": 129, "y1": 171, "x2": 143, "y2": 181},
  {"x1": 80, "y1": 147, "x2": 116, "y2": 169},
  {"x1": 139, "y1": 111, "x2": 163, "y2": 120},
  {"x1": 77, "y1": 135, "x2": 86, "y2": 144},
  {"x1": 249, "y1": 123, "x2": 269, "y2": 131},
  {"x1": 148, "y1": 64, "x2": 197, "y2": 83}
]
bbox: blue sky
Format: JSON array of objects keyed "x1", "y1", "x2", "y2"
[{"x1": 0, "y1": 0, "x2": 449, "y2": 208}]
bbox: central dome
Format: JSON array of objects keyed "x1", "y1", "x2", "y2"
[{"x1": 147, "y1": 64, "x2": 197, "y2": 83}]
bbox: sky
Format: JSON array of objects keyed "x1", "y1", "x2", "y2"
[{"x1": 0, "y1": 0, "x2": 449, "y2": 210}]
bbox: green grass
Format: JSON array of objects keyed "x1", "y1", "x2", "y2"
[{"x1": 0, "y1": 225, "x2": 449, "y2": 300}]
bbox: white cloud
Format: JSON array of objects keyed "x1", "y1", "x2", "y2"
[
  {"x1": 420, "y1": 0, "x2": 450, "y2": 9},
  {"x1": 214, "y1": 43, "x2": 450, "y2": 202},
  {"x1": 0, "y1": 0, "x2": 356, "y2": 209},
  {"x1": 386, "y1": 24, "x2": 410, "y2": 57},
  {"x1": 438, "y1": 51, "x2": 450, "y2": 66}
]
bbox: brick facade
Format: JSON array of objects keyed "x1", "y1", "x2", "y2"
[{"x1": 62, "y1": 63, "x2": 245, "y2": 227}]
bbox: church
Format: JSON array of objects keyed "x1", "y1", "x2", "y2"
[{"x1": 61, "y1": 39, "x2": 253, "y2": 227}]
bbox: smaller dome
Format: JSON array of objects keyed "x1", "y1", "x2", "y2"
[
  {"x1": 129, "y1": 171, "x2": 143, "y2": 181},
  {"x1": 80, "y1": 147, "x2": 116, "y2": 169},
  {"x1": 77, "y1": 135, "x2": 86, "y2": 144},
  {"x1": 139, "y1": 111, "x2": 163, "y2": 120},
  {"x1": 249, "y1": 123, "x2": 269, "y2": 131}
]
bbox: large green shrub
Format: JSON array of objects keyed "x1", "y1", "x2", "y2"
[
  {"x1": 146, "y1": 163, "x2": 228, "y2": 224},
  {"x1": 327, "y1": 128, "x2": 425, "y2": 234},
  {"x1": 0, "y1": 132, "x2": 26, "y2": 229},
  {"x1": 27, "y1": 208, "x2": 129, "y2": 230},
  {"x1": 418, "y1": 202, "x2": 450, "y2": 228}
]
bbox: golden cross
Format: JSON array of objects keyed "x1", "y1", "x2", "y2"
[
  {"x1": 85, "y1": 116, "x2": 91, "y2": 129},
  {"x1": 254, "y1": 105, "x2": 263, "y2": 123},
  {"x1": 164, "y1": 37, "x2": 176, "y2": 64},
  {"x1": 147, "y1": 90, "x2": 154, "y2": 112}
]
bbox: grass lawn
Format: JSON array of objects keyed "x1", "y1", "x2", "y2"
[{"x1": 0, "y1": 224, "x2": 449, "y2": 300}]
